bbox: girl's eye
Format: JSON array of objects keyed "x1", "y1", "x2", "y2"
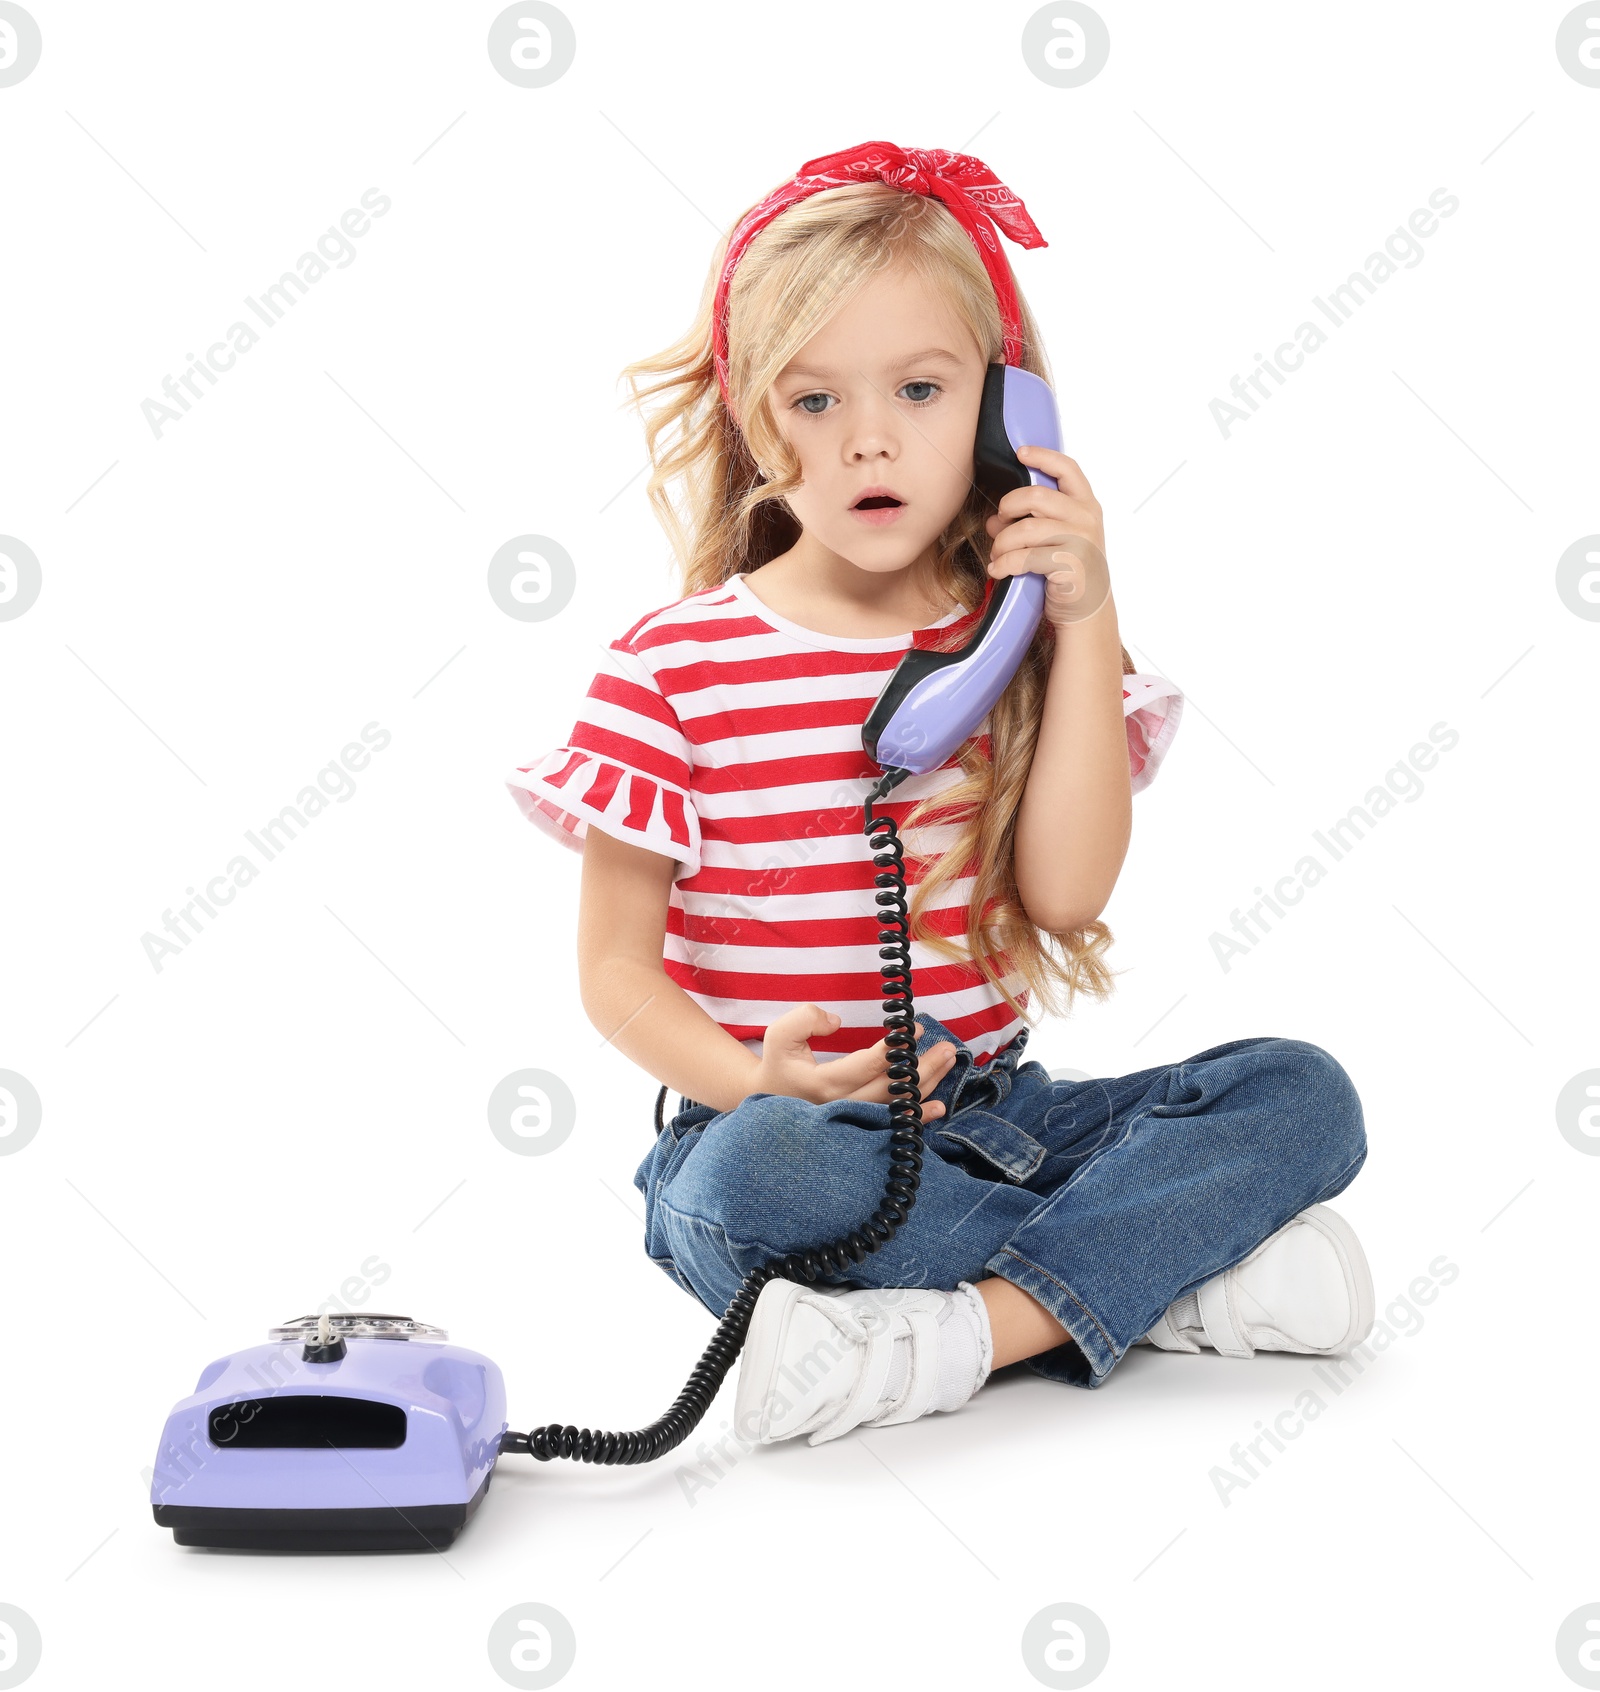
[{"x1": 791, "y1": 380, "x2": 944, "y2": 416}]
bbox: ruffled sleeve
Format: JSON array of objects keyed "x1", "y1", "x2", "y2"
[
  {"x1": 1122, "y1": 674, "x2": 1183, "y2": 794},
  {"x1": 506, "y1": 639, "x2": 702, "y2": 877}
]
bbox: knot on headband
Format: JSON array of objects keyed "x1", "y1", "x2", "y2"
[{"x1": 711, "y1": 139, "x2": 1048, "y2": 405}]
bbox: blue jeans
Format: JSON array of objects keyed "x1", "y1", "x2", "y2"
[{"x1": 632, "y1": 1013, "x2": 1368, "y2": 1387}]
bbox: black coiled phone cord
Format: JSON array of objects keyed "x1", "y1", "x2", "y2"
[{"x1": 500, "y1": 768, "x2": 922, "y2": 1464}]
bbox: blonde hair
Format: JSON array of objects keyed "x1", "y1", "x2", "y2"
[{"x1": 619, "y1": 179, "x2": 1133, "y2": 1022}]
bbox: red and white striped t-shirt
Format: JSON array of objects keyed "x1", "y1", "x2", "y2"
[{"x1": 507, "y1": 571, "x2": 1182, "y2": 1065}]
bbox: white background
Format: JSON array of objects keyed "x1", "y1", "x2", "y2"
[{"x1": 1, "y1": 2, "x2": 1595, "y2": 1688}]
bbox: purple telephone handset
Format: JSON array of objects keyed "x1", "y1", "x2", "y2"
[{"x1": 862, "y1": 364, "x2": 1059, "y2": 776}]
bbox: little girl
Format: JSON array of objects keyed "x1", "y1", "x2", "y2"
[{"x1": 507, "y1": 141, "x2": 1373, "y2": 1450}]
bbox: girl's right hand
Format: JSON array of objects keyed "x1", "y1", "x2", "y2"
[{"x1": 749, "y1": 1003, "x2": 958, "y2": 1120}]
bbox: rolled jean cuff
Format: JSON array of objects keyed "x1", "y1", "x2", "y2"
[{"x1": 986, "y1": 1245, "x2": 1119, "y2": 1388}]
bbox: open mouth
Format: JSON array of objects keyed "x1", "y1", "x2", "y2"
[{"x1": 850, "y1": 488, "x2": 906, "y2": 524}]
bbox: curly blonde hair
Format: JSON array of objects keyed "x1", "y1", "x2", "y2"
[{"x1": 618, "y1": 179, "x2": 1133, "y2": 1022}]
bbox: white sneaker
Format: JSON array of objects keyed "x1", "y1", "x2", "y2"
[
  {"x1": 1138, "y1": 1205, "x2": 1374, "y2": 1358},
  {"x1": 734, "y1": 1279, "x2": 993, "y2": 1447}
]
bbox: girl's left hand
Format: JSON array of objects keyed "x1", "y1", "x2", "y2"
[{"x1": 983, "y1": 445, "x2": 1112, "y2": 628}]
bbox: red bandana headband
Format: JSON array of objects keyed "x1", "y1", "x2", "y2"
[{"x1": 710, "y1": 139, "x2": 1047, "y2": 406}]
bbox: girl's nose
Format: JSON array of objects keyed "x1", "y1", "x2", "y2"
[
  {"x1": 844, "y1": 390, "x2": 900, "y2": 460},
  {"x1": 846, "y1": 428, "x2": 897, "y2": 464}
]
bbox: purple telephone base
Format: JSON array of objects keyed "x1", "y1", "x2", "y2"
[{"x1": 149, "y1": 1314, "x2": 506, "y2": 1552}]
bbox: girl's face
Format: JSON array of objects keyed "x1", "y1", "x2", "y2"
[{"x1": 763, "y1": 260, "x2": 987, "y2": 581}]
